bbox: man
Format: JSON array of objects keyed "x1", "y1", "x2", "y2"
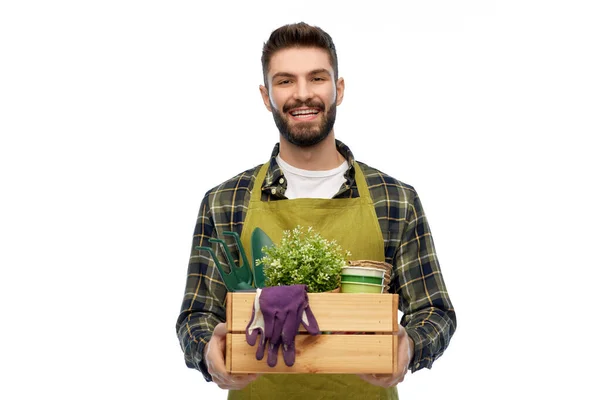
[{"x1": 176, "y1": 22, "x2": 456, "y2": 399}]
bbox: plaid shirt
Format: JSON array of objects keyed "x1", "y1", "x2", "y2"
[{"x1": 176, "y1": 140, "x2": 456, "y2": 381}]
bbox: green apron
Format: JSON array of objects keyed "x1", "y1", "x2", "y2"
[{"x1": 230, "y1": 161, "x2": 398, "y2": 400}]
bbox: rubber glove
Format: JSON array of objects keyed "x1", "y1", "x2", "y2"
[{"x1": 245, "y1": 284, "x2": 319, "y2": 367}]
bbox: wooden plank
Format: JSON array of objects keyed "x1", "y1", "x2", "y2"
[
  {"x1": 228, "y1": 333, "x2": 394, "y2": 374},
  {"x1": 391, "y1": 295, "x2": 399, "y2": 374},
  {"x1": 226, "y1": 333, "x2": 232, "y2": 372},
  {"x1": 392, "y1": 334, "x2": 398, "y2": 375},
  {"x1": 229, "y1": 293, "x2": 398, "y2": 333},
  {"x1": 226, "y1": 292, "x2": 233, "y2": 332},
  {"x1": 392, "y1": 294, "x2": 399, "y2": 332}
]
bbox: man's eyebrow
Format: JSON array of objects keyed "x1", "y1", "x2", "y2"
[
  {"x1": 308, "y1": 68, "x2": 332, "y2": 77},
  {"x1": 271, "y1": 69, "x2": 333, "y2": 81},
  {"x1": 271, "y1": 72, "x2": 295, "y2": 81}
]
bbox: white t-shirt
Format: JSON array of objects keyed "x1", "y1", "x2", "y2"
[{"x1": 276, "y1": 155, "x2": 349, "y2": 199}]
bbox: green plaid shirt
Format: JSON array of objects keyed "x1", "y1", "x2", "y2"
[{"x1": 176, "y1": 140, "x2": 456, "y2": 381}]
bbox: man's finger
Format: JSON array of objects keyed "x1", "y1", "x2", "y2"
[
  {"x1": 208, "y1": 323, "x2": 260, "y2": 390},
  {"x1": 214, "y1": 373, "x2": 260, "y2": 390},
  {"x1": 357, "y1": 372, "x2": 407, "y2": 388},
  {"x1": 206, "y1": 323, "x2": 228, "y2": 376},
  {"x1": 357, "y1": 373, "x2": 389, "y2": 386},
  {"x1": 213, "y1": 322, "x2": 228, "y2": 336},
  {"x1": 382, "y1": 369, "x2": 408, "y2": 387},
  {"x1": 213, "y1": 373, "x2": 252, "y2": 387}
]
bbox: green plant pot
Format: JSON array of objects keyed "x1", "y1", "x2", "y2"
[
  {"x1": 341, "y1": 275, "x2": 384, "y2": 285},
  {"x1": 340, "y1": 281, "x2": 385, "y2": 294},
  {"x1": 341, "y1": 266, "x2": 386, "y2": 279}
]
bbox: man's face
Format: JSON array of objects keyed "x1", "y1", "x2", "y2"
[{"x1": 260, "y1": 47, "x2": 345, "y2": 147}]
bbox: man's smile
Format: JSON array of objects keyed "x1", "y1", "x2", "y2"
[{"x1": 288, "y1": 107, "x2": 322, "y2": 121}]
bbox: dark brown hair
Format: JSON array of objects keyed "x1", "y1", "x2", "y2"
[{"x1": 261, "y1": 22, "x2": 338, "y2": 87}]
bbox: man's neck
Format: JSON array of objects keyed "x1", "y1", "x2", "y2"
[{"x1": 278, "y1": 131, "x2": 345, "y2": 171}]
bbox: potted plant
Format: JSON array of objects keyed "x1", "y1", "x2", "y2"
[{"x1": 256, "y1": 226, "x2": 351, "y2": 293}]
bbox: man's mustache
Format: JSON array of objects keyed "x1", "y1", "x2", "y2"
[{"x1": 282, "y1": 101, "x2": 325, "y2": 113}]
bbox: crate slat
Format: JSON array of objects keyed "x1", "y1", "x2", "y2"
[
  {"x1": 228, "y1": 293, "x2": 398, "y2": 333},
  {"x1": 228, "y1": 333, "x2": 395, "y2": 374},
  {"x1": 226, "y1": 330, "x2": 232, "y2": 372}
]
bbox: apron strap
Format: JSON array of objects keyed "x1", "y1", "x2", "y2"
[
  {"x1": 352, "y1": 161, "x2": 374, "y2": 205},
  {"x1": 250, "y1": 159, "x2": 373, "y2": 204},
  {"x1": 250, "y1": 162, "x2": 271, "y2": 202}
]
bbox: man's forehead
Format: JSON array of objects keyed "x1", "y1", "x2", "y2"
[{"x1": 268, "y1": 47, "x2": 334, "y2": 78}]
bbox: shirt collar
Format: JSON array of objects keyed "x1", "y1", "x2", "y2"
[{"x1": 261, "y1": 139, "x2": 357, "y2": 196}]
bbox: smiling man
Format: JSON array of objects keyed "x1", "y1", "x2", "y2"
[
  {"x1": 263, "y1": 48, "x2": 341, "y2": 149},
  {"x1": 176, "y1": 22, "x2": 456, "y2": 400}
]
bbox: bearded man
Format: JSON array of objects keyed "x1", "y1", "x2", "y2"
[{"x1": 176, "y1": 22, "x2": 456, "y2": 400}]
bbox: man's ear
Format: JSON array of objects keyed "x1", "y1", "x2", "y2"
[
  {"x1": 335, "y1": 77, "x2": 345, "y2": 106},
  {"x1": 259, "y1": 85, "x2": 272, "y2": 112}
]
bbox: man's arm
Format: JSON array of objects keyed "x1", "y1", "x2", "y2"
[
  {"x1": 396, "y1": 192, "x2": 457, "y2": 372},
  {"x1": 175, "y1": 193, "x2": 227, "y2": 382}
]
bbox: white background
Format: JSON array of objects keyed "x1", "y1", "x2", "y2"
[{"x1": 1, "y1": 1, "x2": 599, "y2": 399}]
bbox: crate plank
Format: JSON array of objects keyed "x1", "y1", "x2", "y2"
[
  {"x1": 392, "y1": 294, "x2": 399, "y2": 330},
  {"x1": 228, "y1": 293, "x2": 398, "y2": 333},
  {"x1": 228, "y1": 333, "x2": 396, "y2": 374},
  {"x1": 226, "y1": 292, "x2": 233, "y2": 332},
  {"x1": 226, "y1": 331, "x2": 232, "y2": 372},
  {"x1": 392, "y1": 334, "x2": 399, "y2": 375}
]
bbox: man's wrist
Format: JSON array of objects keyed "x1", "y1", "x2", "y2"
[{"x1": 404, "y1": 328, "x2": 423, "y2": 370}]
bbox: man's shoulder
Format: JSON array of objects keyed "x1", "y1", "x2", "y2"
[
  {"x1": 356, "y1": 161, "x2": 417, "y2": 200},
  {"x1": 202, "y1": 164, "x2": 262, "y2": 205}
]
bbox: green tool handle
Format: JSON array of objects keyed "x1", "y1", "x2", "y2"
[
  {"x1": 208, "y1": 238, "x2": 239, "y2": 277},
  {"x1": 196, "y1": 245, "x2": 254, "y2": 291},
  {"x1": 222, "y1": 231, "x2": 251, "y2": 275},
  {"x1": 195, "y1": 246, "x2": 234, "y2": 291}
]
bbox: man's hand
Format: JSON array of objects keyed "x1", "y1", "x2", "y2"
[
  {"x1": 204, "y1": 322, "x2": 260, "y2": 390},
  {"x1": 357, "y1": 324, "x2": 414, "y2": 388}
]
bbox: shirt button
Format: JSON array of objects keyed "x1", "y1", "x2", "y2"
[
  {"x1": 415, "y1": 363, "x2": 420, "y2": 368},
  {"x1": 271, "y1": 188, "x2": 277, "y2": 195},
  {"x1": 279, "y1": 177, "x2": 285, "y2": 184}
]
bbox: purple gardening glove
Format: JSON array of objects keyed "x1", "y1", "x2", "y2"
[{"x1": 245, "y1": 284, "x2": 319, "y2": 367}]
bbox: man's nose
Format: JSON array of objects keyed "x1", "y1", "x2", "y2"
[{"x1": 293, "y1": 79, "x2": 313, "y2": 101}]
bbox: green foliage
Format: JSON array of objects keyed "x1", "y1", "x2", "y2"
[{"x1": 257, "y1": 226, "x2": 351, "y2": 293}]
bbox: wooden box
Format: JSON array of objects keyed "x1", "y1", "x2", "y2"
[{"x1": 226, "y1": 292, "x2": 399, "y2": 374}]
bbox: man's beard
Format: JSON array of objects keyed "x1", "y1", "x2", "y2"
[{"x1": 272, "y1": 100, "x2": 337, "y2": 147}]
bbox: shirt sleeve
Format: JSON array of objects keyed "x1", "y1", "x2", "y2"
[
  {"x1": 395, "y1": 192, "x2": 457, "y2": 372},
  {"x1": 175, "y1": 193, "x2": 228, "y2": 382}
]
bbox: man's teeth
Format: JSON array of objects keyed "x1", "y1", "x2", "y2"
[{"x1": 291, "y1": 109, "x2": 319, "y2": 116}]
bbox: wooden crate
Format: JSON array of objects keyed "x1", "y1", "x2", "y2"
[{"x1": 226, "y1": 292, "x2": 399, "y2": 374}]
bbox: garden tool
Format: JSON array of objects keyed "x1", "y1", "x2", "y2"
[
  {"x1": 196, "y1": 231, "x2": 254, "y2": 292},
  {"x1": 250, "y1": 227, "x2": 274, "y2": 289}
]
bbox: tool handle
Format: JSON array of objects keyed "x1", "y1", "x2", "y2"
[
  {"x1": 208, "y1": 238, "x2": 239, "y2": 277},
  {"x1": 195, "y1": 246, "x2": 236, "y2": 292},
  {"x1": 223, "y1": 231, "x2": 252, "y2": 275}
]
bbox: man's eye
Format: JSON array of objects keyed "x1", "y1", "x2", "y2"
[
  {"x1": 313, "y1": 77, "x2": 324, "y2": 81},
  {"x1": 278, "y1": 80, "x2": 291, "y2": 85}
]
